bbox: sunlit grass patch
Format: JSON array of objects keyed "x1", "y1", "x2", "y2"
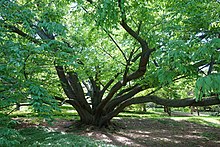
[
  {"x1": 187, "y1": 117, "x2": 220, "y2": 128},
  {"x1": 59, "y1": 105, "x2": 74, "y2": 110},
  {"x1": 117, "y1": 110, "x2": 166, "y2": 118},
  {"x1": 155, "y1": 118, "x2": 184, "y2": 127}
]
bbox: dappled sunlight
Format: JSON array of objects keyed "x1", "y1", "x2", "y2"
[
  {"x1": 11, "y1": 115, "x2": 220, "y2": 146},
  {"x1": 154, "y1": 137, "x2": 181, "y2": 144},
  {"x1": 170, "y1": 117, "x2": 191, "y2": 121},
  {"x1": 5, "y1": 110, "x2": 220, "y2": 146},
  {"x1": 201, "y1": 117, "x2": 220, "y2": 125},
  {"x1": 184, "y1": 134, "x2": 205, "y2": 139},
  {"x1": 18, "y1": 126, "x2": 115, "y2": 146},
  {"x1": 5, "y1": 114, "x2": 220, "y2": 146},
  {"x1": 45, "y1": 126, "x2": 66, "y2": 134},
  {"x1": 186, "y1": 117, "x2": 220, "y2": 128},
  {"x1": 66, "y1": 109, "x2": 78, "y2": 113},
  {"x1": 118, "y1": 130, "x2": 151, "y2": 138},
  {"x1": 85, "y1": 131, "x2": 136, "y2": 146},
  {"x1": 131, "y1": 130, "x2": 151, "y2": 135},
  {"x1": 83, "y1": 118, "x2": 220, "y2": 146},
  {"x1": 171, "y1": 116, "x2": 220, "y2": 124},
  {"x1": 174, "y1": 134, "x2": 204, "y2": 139}
]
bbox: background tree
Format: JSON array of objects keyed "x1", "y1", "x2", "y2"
[{"x1": 0, "y1": 0, "x2": 220, "y2": 127}]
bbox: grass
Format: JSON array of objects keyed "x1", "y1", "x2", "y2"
[
  {"x1": 187, "y1": 117, "x2": 220, "y2": 128},
  {"x1": 117, "y1": 110, "x2": 166, "y2": 118},
  {"x1": 117, "y1": 110, "x2": 220, "y2": 129},
  {"x1": 155, "y1": 118, "x2": 184, "y2": 127},
  {"x1": 16, "y1": 127, "x2": 116, "y2": 147},
  {"x1": 1, "y1": 109, "x2": 116, "y2": 147},
  {"x1": 200, "y1": 132, "x2": 219, "y2": 140}
]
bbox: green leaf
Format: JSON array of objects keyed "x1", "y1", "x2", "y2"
[{"x1": 195, "y1": 73, "x2": 220, "y2": 101}]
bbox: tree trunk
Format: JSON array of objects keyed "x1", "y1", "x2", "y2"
[
  {"x1": 164, "y1": 106, "x2": 171, "y2": 116},
  {"x1": 142, "y1": 104, "x2": 147, "y2": 112},
  {"x1": 190, "y1": 106, "x2": 200, "y2": 116}
]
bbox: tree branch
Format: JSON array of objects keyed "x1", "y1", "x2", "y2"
[
  {"x1": 103, "y1": 96, "x2": 220, "y2": 123},
  {"x1": 67, "y1": 72, "x2": 92, "y2": 113},
  {"x1": 120, "y1": 20, "x2": 148, "y2": 50},
  {"x1": 100, "y1": 72, "x2": 121, "y2": 98},
  {"x1": 122, "y1": 46, "x2": 137, "y2": 84},
  {"x1": 136, "y1": 21, "x2": 142, "y2": 35},
  {"x1": 89, "y1": 77, "x2": 102, "y2": 109},
  {"x1": 23, "y1": 54, "x2": 30, "y2": 80},
  {"x1": 65, "y1": 99, "x2": 93, "y2": 122},
  {"x1": 106, "y1": 32, "x2": 128, "y2": 62},
  {"x1": 100, "y1": 47, "x2": 126, "y2": 66},
  {"x1": 207, "y1": 55, "x2": 214, "y2": 75},
  {"x1": 81, "y1": 5, "x2": 127, "y2": 63},
  {"x1": 131, "y1": 52, "x2": 142, "y2": 62},
  {"x1": 105, "y1": 85, "x2": 145, "y2": 113},
  {"x1": 55, "y1": 66, "x2": 76, "y2": 99},
  {"x1": 115, "y1": 84, "x2": 139, "y2": 97},
  {"x1": 2, "y1": 22, "x2": 40, "y2": 44}
]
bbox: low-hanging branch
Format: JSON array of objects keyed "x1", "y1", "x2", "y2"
[
  {"x1": 102, "y1": 96, "x2": 220, "y2": 123},
  {"x1": 132, "y1": 96, "x2": 220, "y2": 107}
]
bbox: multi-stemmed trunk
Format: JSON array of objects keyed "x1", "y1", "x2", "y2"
[{"x1": 55, "y1": 64, "x2": 220, "y2": 127}]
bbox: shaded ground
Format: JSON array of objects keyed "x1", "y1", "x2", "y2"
[
  {"x1": 15, "y1": 113, "x2": 220, "y2": 147},
  {"x1": 76, "y1": 118, "x2": 220, "y2": 147}
]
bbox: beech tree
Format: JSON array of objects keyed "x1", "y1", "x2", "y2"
[{"x1": 0, "y1": 0, "x2": 220, "y2": 127}]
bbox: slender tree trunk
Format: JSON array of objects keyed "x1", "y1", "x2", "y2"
[{"x1": 164, "y1": 106, "x2": 171, "y2": 116}]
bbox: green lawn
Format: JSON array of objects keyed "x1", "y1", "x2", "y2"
[{"x1": 17, "y1": 127, "x2": 115, "y2": 147}]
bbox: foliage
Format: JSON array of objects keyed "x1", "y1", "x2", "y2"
[
  {"x1": 0, "y1": 115, "x2": 23, "y2": 146},
  {"x1": 195, "y1": 73, "x2": 220, "y2": 101},
  {"x1": 0, "y1": 127, "x2": 23, "y2": 147}
]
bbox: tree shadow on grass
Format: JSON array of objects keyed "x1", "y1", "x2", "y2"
[
  {"x1": 18, "y1": 126, "x2": 115, "y2": 147},
  {"x1": 14, "y1": 117, "x2": 220, "y2": 147},
  {"x1": 80, "y1": 118, "x2": 220, "y2": 147}
]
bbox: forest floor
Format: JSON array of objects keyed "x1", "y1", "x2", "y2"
[{"x1": 16, "y1": 111, "x2": 220, "y2": 147}]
